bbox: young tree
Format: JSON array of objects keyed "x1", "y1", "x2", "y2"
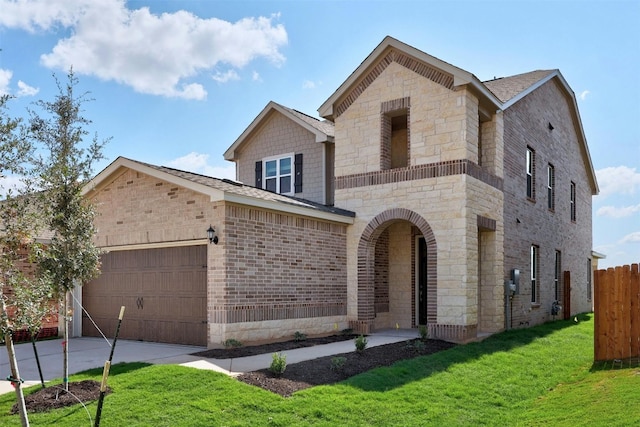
[
  {"x1": 29, "y1": 70, "x2": 108, "y2": 392},
  {"x1": 0, "y1": 94, "x2": 37, "y2": 426}
]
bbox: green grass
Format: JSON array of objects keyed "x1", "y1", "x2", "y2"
[{"x1": 0, "y1": 313, "x2": 637, "y2": 426}]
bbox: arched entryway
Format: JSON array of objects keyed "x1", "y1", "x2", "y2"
[{"x1": 355, "y1": 208, "x2": 437, "y2": 333}]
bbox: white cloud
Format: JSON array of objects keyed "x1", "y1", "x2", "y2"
[
  {"x1": 620, "y1": 232, "x2": 640, "y2": 244},
  {"x1": 212, "y1": 70, "x2": 240, "y2": 84},
  {"x1": 595, "y1": 166, "x2": 640, "y2": 198},
  {"x1": 252, "y1": 71, "x2": 262, "y2": 82},
  {"x1": 597, "y1": 204, "x2": 640, "y2": 218},
  {"x1": 17, "y1": 80, "x2": 39, "y2": 97},
  {"x1": 1, "y1": 1, "x2": 287, "y2": 99},
  {"x1": 0, "y1": 0, "x2": 93, "y2": 31},
  {"x1": 166, "y1": 152, "x2": 236, "y2": 180},
  {"x1": 579, "y1": 90, "x2": 590, "y2": 101},
  {"x1": 0, "y1": 68, "x2": 12, "y2": 95},
  {"x1": 303, "y1": 79, "x2": 323, "y2": 89}
]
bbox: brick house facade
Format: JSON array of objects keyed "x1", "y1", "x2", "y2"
[{"x1": 81, "y1": 36, "x2": 597, "y2": 347}]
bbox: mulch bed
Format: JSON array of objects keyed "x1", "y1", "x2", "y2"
[
  {"x1": 11, "y1": 335, "x2": 456, "y2": 413},
  {"x1": 235, "y1": 338, "x2": 456, "y2": 397},
  {"x1": 11, "y1": 380, "x2": 109, "y2": 414}
]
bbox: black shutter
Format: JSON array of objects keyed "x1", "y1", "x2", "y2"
[
  {"x1": 294, "y1": 153, "x2": 303, "y2": 193},
  {"x1": 255, "y1": 161, "x2": 262, "y2": 188}
]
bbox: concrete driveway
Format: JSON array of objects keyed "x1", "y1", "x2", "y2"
[{"x1": 0, "y1": 337, "x2": 206, "y2": 395}]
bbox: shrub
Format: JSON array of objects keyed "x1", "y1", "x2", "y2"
[
  {"x1": 330, "y1": 356, "x2": 346, "y2": 371},
  {"x1": 294, "y1": 331, "x2": 307, "y2": 342},
  {"x1": 418, "y1": 325, "x2": 429, "y2": 340},
  {"x1": 270, "y1": 352, "x2": 287, "y2": 375},
  {"x1": 355, "y1": 335, "x2": 368, "y2": 353},
  {"x1": 340, "y1": 328, "x2": 354, "y2": 336},
  {"x1": 412, "y1": 340, "x2": 426, "y2": 352},
  {"x1": 223, "y1": 338, "x2": 242, "y2": 348}
]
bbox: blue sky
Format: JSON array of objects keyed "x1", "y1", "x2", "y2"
[{"x1": 0, "y1": 0, "x2": 638, "y2": 269}]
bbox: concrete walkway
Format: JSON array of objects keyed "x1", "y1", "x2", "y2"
[{"x1": 0, "y1": 329, "x2": 418, "y2": 395}]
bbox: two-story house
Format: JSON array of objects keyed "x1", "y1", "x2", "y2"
[{"x1": 79, "y1": 36, "x2": 597, "y2": 347}]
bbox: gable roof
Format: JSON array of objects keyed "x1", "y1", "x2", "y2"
[
  {"x1": 485, "y1": 69, "x2": 599, "y2": 194},
  {"x1": 318, "y1": 36, "x2": 502, "y2": 121},
  {"x1": 224, "y1": 101, "x2": 334, "y2": 161},
  {"x1": 83, "y1": 156, "x2": 354, "y2": 223},
  {"x1": 317, "y1": 36, "x2": 598, "y2": 195},
  {"x1": 483, "y1": 70, "x2": 556, "y2": 104}
]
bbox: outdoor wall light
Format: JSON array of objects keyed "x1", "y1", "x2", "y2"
[{"x1": 207, "y1": 225, "x2": 218, "y2": 245}]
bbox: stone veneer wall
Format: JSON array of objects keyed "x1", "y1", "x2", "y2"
[
  {"x1": 332, "y1": 56, "x2": 505, "y2": 342},
  {"x1": 207, "y1": 202, "x2": 349, "y2": 345},
  {"x1": 502, "y1": 78, "x2": 594, "y2": 328}
]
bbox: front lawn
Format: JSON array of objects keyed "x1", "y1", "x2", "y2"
[{"x1": 0, "y1": 313, "x2": 636, "y2": 426}]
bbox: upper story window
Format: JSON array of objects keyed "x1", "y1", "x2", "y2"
[
  {"x1": 570, "y1": 181, "x2": 576, "y2": 222},
  {"x1": 526, "y1": 147, "x2": 535, "y2": 200},
  {"x1": 547, "y1": 164, "x2": 555, "y2": 211},
  {"x1": 380, "y1": 97, "x2": 410, "y2": 170},
  {"x1": 255, "y1": 153, "x2": 303, "y2": 195},
  {"x1": 531, "y1": 244, "x2": 539, "y2": 304},
  {"x1": 266, "y1": 156, "x2": 291, "y2": 194}
]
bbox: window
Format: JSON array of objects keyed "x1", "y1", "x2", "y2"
[
  {"x1": 531, "y1": 245, "x2": 539, "y2": 304},
  {"x1": 570, "y1": 181, "x2": 576, "y2": 221},
  {"x1": 265, "y1": 156, "x2": 291, "y2": 194},
  {"x1": 255, "y1": 154, "x2": 303, "y2": 195},
  {"x1": 380, "y1": 97, "x2": 410, "y2": 170},
  {"x1": 526, "y1": 147, "x2": 535, "y2": 200},
  {"x1": 554, "y1": 250, "x2": 561, "y2": 301},
  {"x1": 390, "y1": 114, "x2": 408, "y2": 168},
  {"x1": 547, "y1": 164, "x2": 555, "y2": 211},
  {"x1": 587, "y1": 258, "x2": 592, "y2": 301}
]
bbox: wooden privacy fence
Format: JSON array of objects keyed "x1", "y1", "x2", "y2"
[{"x1": 594, "y1": 264, "x2": 640, "y2": 362}]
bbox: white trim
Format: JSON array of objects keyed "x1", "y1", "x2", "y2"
[
  {"x1": 262, "y1": 153, "x2": 294, "y2": 196},
  {"x1": 224, "y1": 101, "x2": 332, "y2": 161},
  {"x1": 82, "y1": 157, "x2": 226, "y2": 201},
  {"x1": 223, "y1": 192, "x2": 355, "y2": 224},
  {"x1": 84, "y1": 156, "x2": 354, "y2": 225},
  {"x1": 99, "y1": 239, "x2": 208, "y2": 252},
  {"x1": 501, "y1": 72, "x2": 556, "y2": 110}
]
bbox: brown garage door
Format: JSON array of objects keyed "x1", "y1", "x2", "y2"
[{"x1": 82, "y1": 245, "x2": 207, "y2": 346}]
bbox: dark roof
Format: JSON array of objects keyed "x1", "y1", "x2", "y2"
[
  {"x1": 276, "y1": 103, "x2": 335, "y2": 136},
  {"x1": 130, "y1": 158, "x2": 355, "y2": 218},
  {"x1": 483, "y1": 70, "x2": 556, "y2": 103}
]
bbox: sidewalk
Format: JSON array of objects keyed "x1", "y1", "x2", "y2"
[
  {"x1": 182, "y1": 328, "x2": 419, "y2": 376},
  {"x1": 0, "y1": 329, "x2": 418, "y2": 395}
]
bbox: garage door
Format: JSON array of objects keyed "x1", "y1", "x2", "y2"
[{"x1": 82, "y1": 245, "x2": 207, "y2": 346}]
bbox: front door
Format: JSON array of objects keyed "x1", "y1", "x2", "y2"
[{"x1": 417, "y1": 237, "x2": 428, "y2": 325}]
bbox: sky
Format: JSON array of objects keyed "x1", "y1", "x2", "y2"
[{"x1": 0, "y1": 0, "x2": 638, "y2": 269}]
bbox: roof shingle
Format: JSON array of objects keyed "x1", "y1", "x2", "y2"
[{"x1": 483, "y1": 70, "x2": 556, "y2": 103}]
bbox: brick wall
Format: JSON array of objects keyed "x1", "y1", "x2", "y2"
[
  {"x1": 91, "y1": 169, "x2": 216, "y2": 246},
  {"x1": 235, "y1": 110, "x2": 329, "y2": 205},
  {"x1": 208, "y1": 202, "x2": 349, "y2": 343},
  {"x1": 502, "y1": 78, "x2": 594, "y2": 327}
]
